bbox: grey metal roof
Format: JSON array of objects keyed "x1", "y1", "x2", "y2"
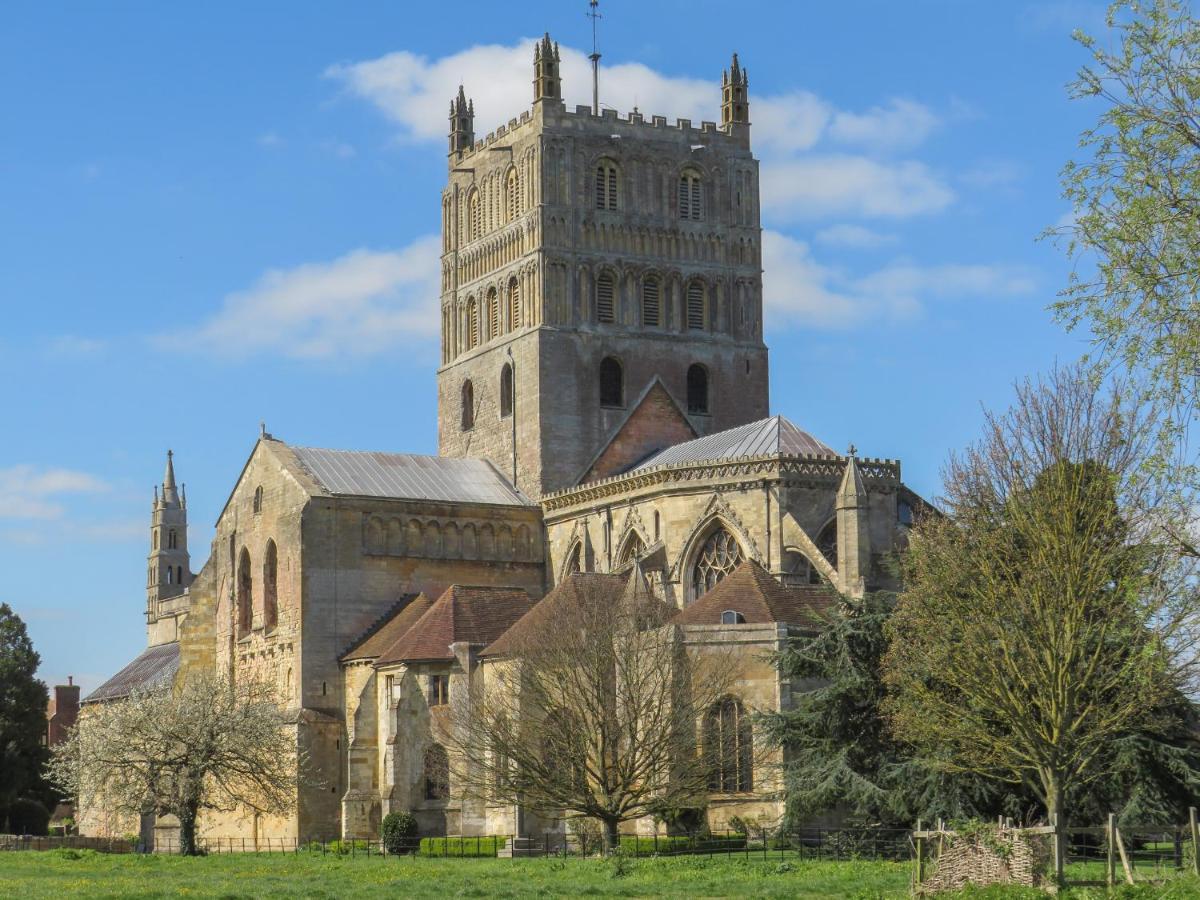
[
  {"x1": 290, "y1": 446, "x2": 532, "y2": 507},
  {"x1": 634, "y1": 416, "x2": 834, "y2": 470},
  {"x1": 85, "y1": 641, "x2": 180, "y2": 703}
]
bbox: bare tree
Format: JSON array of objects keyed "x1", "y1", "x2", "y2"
[
  {"x1": 48, "y1": 672, "x2": 302, "y2": 855},
  {"x1": 882, "y1": 367, "x2": 1199, "y2": 877},
  {"x1": 448, "y1": 573, "x2": 737, "y2": 851}
]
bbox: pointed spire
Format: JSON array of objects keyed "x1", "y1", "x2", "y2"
[
  {"x1": 837, "y1": 448, "x2": 867, "y2": 507},
  {"x1": 162, "y1": 450, "x2": 179, "y2": 505}
]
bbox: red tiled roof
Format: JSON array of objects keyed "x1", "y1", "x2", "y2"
[
  {"x1": 671, "y1": 560, "x2": 837, "y2": 629},
  {"x1": 378, "y1": 586, "x2": 535, "y2": 664},
  {"x1": 341, "y1": 593, "x2": 432, "y2": 663}
]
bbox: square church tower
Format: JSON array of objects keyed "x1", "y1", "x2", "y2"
[{"x1": 437, "y1": 37, "x2": 769, "y2": 498}]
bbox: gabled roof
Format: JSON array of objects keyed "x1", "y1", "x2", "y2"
[
  {"x1": 85, "y1": 641, "x2": 180, "y2": 703},
  {"x1": 578, "y1": 378, "x2": 697, "y2": 484},
  {"x1": 341, "y1": 593, "x2": 431, "y2": 663},
  {"x1": 672, "y1": 560, "x2": 836, "y2": 629},
  {"x1": 377, "y1": 585, "x2": 535, "y2": 665},
  {"x1": 290, "y1": 446, "x2": 532, "y2": 507},
  {"x1": 482, "y1": 573, "x2": 629, "y2": 658},
  {"x1": 634, "y1": 415, "x2": 833, "y2": 471}
]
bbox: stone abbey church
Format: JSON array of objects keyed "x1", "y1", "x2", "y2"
[{"x1": 85, "y1": 37, "x2": 922, "y2": 844}]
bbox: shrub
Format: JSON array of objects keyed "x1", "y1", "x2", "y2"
[
  {"x1": 1, "y1": 799, "x2": 51, "y2": 836},
  {"x1": 617, "y1": 834, "x2": 747, "y2": 856},
  {"x1": 418, "y1": 836, "x2": 504, "y2": 857},
  {"x1": 567, "y1": 817, "x2": 602, "y2": 856},
  {"x1": 325, "y1": 839, "x2": 370, "y2": 855},
  {"x1": 381, "y1": 812, "x2": 419, "y2": 854}
]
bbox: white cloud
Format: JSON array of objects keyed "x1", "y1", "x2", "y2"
[
  {"x1": 815, "y1": 224, "x2": 898, "y2": 249},
  {"x1": 185, "y1": 237, "x2": 442, "y2": 360},
  {"x1": 762, "y1": 230, "x2": 1037, "y2": 330},
  {"x1": 762, "y1": 156, "x2": 953, "y2": 221},
  {"x1": 257, "y1": 132, "x2": 284, "y2": 148},
  {"x1": 829, "y1": 98, "x2": 940, "y2": 151},
  {"x1": 960, "y1": 159, "x2": 1023, "y2": 189},
  {"x1": 0, "y1": 466, "x2": 109, "y2": 520},
  {"x1": 45, "y1": 335, "x2": 107, "y2": 358}
]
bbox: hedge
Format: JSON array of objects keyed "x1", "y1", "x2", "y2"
[
  {"x1": 418, "y1": 836, "x2": 504, "y2": 857},
  {"x1": 618, "y1": 834, "x2": 747, "y2": 855}
]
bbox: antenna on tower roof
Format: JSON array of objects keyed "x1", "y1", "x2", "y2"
[{"x1": 587, "y1": 0, "x2": 602, "y2": 115}]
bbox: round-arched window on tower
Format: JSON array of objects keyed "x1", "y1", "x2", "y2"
[
  {"x1": 499, "y1": 363, "x2": 513, "y2": 418},
  {"x1": 687, "y1": 364, "x2": 709, "y2": 414},
  {"x1": 599, "y1": 356, "x2": 623, "y2": 407},
  {"x1": 461, "y1": 380, "x2": 475, "y2": 430},
  {"x1": 692, "y1": 526, "x2": 744, "y2": 599}
]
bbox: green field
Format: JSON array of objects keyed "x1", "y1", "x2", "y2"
[{"x1": 2, "y1": 850, "x2": 1200, "y2": 898}]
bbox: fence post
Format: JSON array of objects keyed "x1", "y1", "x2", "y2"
[
  {"x1": 1107, "y1": 813, "x2": 1116, "y2": 887},
  {"x1": 1051, "y1": 813, "x2": 1063, "y2": 886},
  {"x1": 1191, "y1": 807, "x2": 1200, "y2": 877},
  {"x1": 914, "y1": 819, "x2": 924, "y2": 887}
]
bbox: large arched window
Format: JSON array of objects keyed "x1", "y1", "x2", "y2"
[
  {"x1": 686, "y1": 282, "x2": 707, "y2": 330},
  {"x1": 506, "y1": 168, "x2": 520, "y2": 221},
  {"x1": 461, "y1": 380, "x2": 475, "y2": 430},
  {"x1": 466, "y1": 297, "x2": 479, "y2": 349},
  {"x1": 499, "y1": 363, "x2": 513, "y2": 418},
  {"x1": 237, "y1": 548, "x2": 253, "y2": 637},
  {"x1": 692, "y1": 526, "x2": 743, "y2": 599},
  {"x1": 599, "y1": 356, "x2": 623, "y2": 407},
  {"x1": 263, "y1": 539, "x2": 278, "y2": 631},
  {"x1": 487, "y1": 287, "x2": 500, "y2": 340},
  {"x1": 508, "y1": 278, "x2": 521, "y2": 330},
  {"x1": 641, "y1": 276, "x2": 661, "y2": 327},
  {"x1": 595, "y1": 160, "x2": 618, "y2": 210},
  {"x1": 618, "y1": 532, "x2": 645, "y2": 565},
  {"x1": 704, "y1": 696, "x2": 752, "y2": 792},
  {"x1": 423, "y1": 744, "x2": 450, "y2": 801},
  {"x1": 596, "y1": 272, "x2": 616, "y2": 323},
  {"x1": 679, "y1": 169, "x2": 704, "y2": 220},
  {"x1": 687, "y1": 364, "x2": 709, "y2": 414}
]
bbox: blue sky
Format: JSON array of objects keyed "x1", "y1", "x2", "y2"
[{"x1": 0, "y1": 0, "x2": 1110, "y2": 691}]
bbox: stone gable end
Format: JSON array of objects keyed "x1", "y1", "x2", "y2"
[{"x1": 583, "y1": 382, "x2": 696, "y2": 483}]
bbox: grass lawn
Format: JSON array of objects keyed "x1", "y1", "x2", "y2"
[{"x1": 2, "y1": 850, "x2": 1200, "y2": 898}]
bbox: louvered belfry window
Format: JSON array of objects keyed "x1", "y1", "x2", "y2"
[
  {"x1": 642, "y1": 277, "x2": 660, "y2": 327},
  {"x1": 596, "y1": 273, "x2": 615, "y2": 323},
  {"x1": 487, "y1": 289, "x2": 500, "y2": 339},
  {"x1": 467, "y1": 299, "x2": 479, "y2": 348},
  {"x1": 686, "y1": 282, "x2": 706, "y2": 330},
  {"x1": 508, "y1": 279, "x2": 521, "y2": 329},
  {"x1": 596, "y1": 162, "x2": 618, "y2": 210},
  {"x1": 679, "y1": 172, "x2": 703, "y2": 220}
]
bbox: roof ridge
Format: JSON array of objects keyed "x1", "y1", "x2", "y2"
[{"x1": 342, "y1": 594, "x2": 420, "y2": 659}]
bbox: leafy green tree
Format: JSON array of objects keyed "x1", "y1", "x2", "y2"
[
  {"x1": 1054, "y1": 0, "x2": 1200, "y2": 503},
  {"x1": 760, "y1": 588, "x2": 1018, "y2": 829},
  {"x1": 882, "y1": 369, "x2": 1196, "y2": 860},
  {"x1": 0, "y1": 603, "x2": 50, "y2": 816}
]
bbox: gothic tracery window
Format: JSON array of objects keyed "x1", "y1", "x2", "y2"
[
  {"x1": 692, "y1": 526, "x2": 743, "y2": 599},
  {"x1": 564, "y1": 542, "x2": 582, "y2": 576},
  {"x1": 704, "y1": 696, "x2": 752, "y2": 792},
  {"x1": 809, "y1": 521, "x2": 838, "y2": 585},
  {"x1": 618, "y1": 532, "x2": 645, "y2": 565}
]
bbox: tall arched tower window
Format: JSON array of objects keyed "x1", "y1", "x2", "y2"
[
  {"x1": 692, "y1": 525, "x2": 743, "y2": 599},
  {"x1": 687, "y1": 364, "x2": 710, "y2": 414},
  {"x1": 595, "y1": 160, "x2": 618, "y2": 210},
  {"x1": 508, "y1": 278, "x2": 521, "y2": 330},
  {"x1": 168, "y1": 529, "x2": 177, "y2": 550},
  {"x1": 641, "y1": 276, "x2": 661, "y2": 327},
  {"x1": 237, "y1": 547, "x2": 253, "y2": 638},
  {"x1": 487, "y1": 288, "x2": 500, "y2": 340},
  {"x1": 679, "y1": 169, "x2": 703, "y2": 220},
  {"x1": 599, "y1": 356, "x2": 623, "y2": 407},
  {"x1": 596, "y1": 272, "x2": 616, "y2": 323},
  {"x1": 686, "y1": 282, "x2": 707, "y2": 330},
  {"x1": 467, "y1": 298, "x2": 479, "y2": 349},
  {"x1": 506, "y1": 168, "x2": 520, "y2": 221},
  {"x1": 468, "y1": 189, "x2": 481, "y2": 241},
  {"x1": 704, "y1": 696, "x2": 752, "y2": 792},
  {"x1": 263, "y1": 539, "x2": 278, "y2": 631},
  {"x1": 461, "y1": 380, "x2": 475, "y2": 430},
  {"x1": 499, "y1": 363, "x2": 513, "y2": 418}
]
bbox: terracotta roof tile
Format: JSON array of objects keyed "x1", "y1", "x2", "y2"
[
  {"x1": 378, "y1": 586, "x2": 535, "y2": 664},
  {"x1": 671, "y1": 560, "x2": 836, "y2": 629},
  {"x1": 341, "y1": 593, "x2": 432, "y2": 663}
]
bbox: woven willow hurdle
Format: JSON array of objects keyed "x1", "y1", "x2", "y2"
[{"x1": 914, "y1": 823, "x2": 1054, "y2": 894}]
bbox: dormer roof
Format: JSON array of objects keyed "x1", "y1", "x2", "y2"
[{"x1": 671, "y1": 559, "x2": 836, "y2": 629}]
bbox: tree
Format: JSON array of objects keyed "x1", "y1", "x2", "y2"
[
  {"x1": 1053, "y1": 0, "x2": 1200, "y2": 493},
  {"x1": 759, "y1": 589, "x2": 1013, "y2": 829},
  {"x1": 0, "y1": 603, "x2": 50, "y2": 819},
  {"x1": 48, "y1": 672, "x2": 300, "y2": 855},
  {"x1": 448, "y1": 573, "x2": 736, "y2": 851},
  {"x1": 882, "y1": 368, "x2": 1197, "y2": 860}
]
